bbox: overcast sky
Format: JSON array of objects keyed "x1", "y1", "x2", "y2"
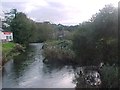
[{"x1": 1, "y1": 0, "x2": 119, "y2": 25}]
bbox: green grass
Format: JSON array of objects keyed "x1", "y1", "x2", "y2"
[
  {"x1": 2, "y1": 42, "x2": 24, "y2": 64},
  {"x1": 2, "y1": 42, "x2": 16, "y2": 63},
  {"x1": 2, "y1": 42, "x2": 15, "y2": 54}
]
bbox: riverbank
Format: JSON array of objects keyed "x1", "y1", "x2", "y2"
[{"x1": 2, "y1": 42, "x2": 25, "y2": 66}]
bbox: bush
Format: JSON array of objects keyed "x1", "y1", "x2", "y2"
[
  {"x1": 43, "y1": 40, "x2": 75, "y2": 64},
  {"x1": 12, "y1": 43, "x2": 25, "y2": 52},
  {"x1": 100, "y1": 64, "x2": 119, "y2": 88}
]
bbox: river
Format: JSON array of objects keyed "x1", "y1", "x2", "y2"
[
  {"x1": 2, "y1": 43, "x2": 101, "y2": 88},
  {"x1": 2, "y1": 43, "x2": 77, "y2": 88}
]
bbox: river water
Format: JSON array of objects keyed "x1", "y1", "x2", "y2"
[{"x1": 2, "y1": 43, "x2": 77, "y2": 88}]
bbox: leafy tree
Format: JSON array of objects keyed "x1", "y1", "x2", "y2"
[
  {"x1": 72, "y1": 5, "x2": 118, "y2": 65},
  {"x1": 2, "y1": 9, "x2": 17, "y2": 31},
  {"x1": 10, "y1": 12, "x2": 33, "y2": 45},
  {"x1": 33, "y1": 22, "x2": 55, "y2": 42}
]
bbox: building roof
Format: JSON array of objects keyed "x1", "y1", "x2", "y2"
[{"x1": 3, "y1": 32, "x2": 12, "y2": 35}]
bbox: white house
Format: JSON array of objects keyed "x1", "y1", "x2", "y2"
[
  {"x1": 0, "y1": 28, "x2": 13, "y2": 42},
  {"x1": 2, "y1": 32, "x2": 13, "y2": 42}
]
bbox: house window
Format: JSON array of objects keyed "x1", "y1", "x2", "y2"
[
  {"x1": 6, "y1": 36, "x2": 9, "y2": 39},
  {"x1": 9, "y1": 36, "x2": 12, "y2": 39}
]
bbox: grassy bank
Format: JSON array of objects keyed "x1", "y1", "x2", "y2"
[
  {"x1": 43, "y1": 40, "x2": 76, "y2": 64},
  {"x1": 2, "y1": 42, "x2": 25, "y2": 65},
  {"x1": 2, "y1": 42, "x2": 15, "y2": 55}
]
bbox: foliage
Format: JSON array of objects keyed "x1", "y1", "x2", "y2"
[
  {"x1": 74, "y1": 64, "x2": 119, "y2": 88},
  {"x1": 2, "y1": 5, "x2": 119, "y2": 88},
  {"x1": 100, "y1": 64, "x2": 119, "y2": 88},
  {"x1": 4, "y1": 9, "x2": 55, "y2": 44},
  {"x1": 72, "y1": 5, "x2": 118, "y2": 65},
  {"x1": 4, "y1": 9, "x2": 77, "y2": 44},
  {"x1": 2, "y1": 42, "x2": 24, "y2": 64},
  {"x1": 2, "y1": 9, "x2": 17, "y2": 31},
  {"x1": 31, "y1": 22, "x2": 55, "y2": 42},
  {"x1": 2, "y1": 42, "x2": 16, "y2": 64},
  {"x1": 10, "y1": 12, "x2": 34, "y2": 45},
  {"x1": 43, "y1": 40, "x2": 75, "y2": 64}
]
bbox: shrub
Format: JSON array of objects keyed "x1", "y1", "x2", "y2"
[
  {"x1": 100, "y1": 64, "x2": 119, "y2": 88},
  {"x1": 43, "y1": 40, "x2": 75, "y2": 64}
]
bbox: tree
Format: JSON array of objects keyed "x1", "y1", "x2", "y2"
[
  {"x1": 32, "y1": 22, "x2": 55, "y2": 42},
  {"x1": 72, "y1": 5, "x2": 118, "y2": 65},
  {"x1": 92, "y1": 5, "x2": 118, "y2": 64},
  {"x1": 2, "y1": 9, "x2": 17, "y2": 31},
  {"x1": 10, "y1": 12, "x2": 33, "y2": 45}
]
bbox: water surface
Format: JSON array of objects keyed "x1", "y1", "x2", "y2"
[{"x1": 2, "y1": 43, "x2": 76, "y2": 88}]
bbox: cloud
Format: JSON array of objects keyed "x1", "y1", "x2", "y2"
[
  {"x1": 27, "y1": 5, "x2": 68, "y2": 24},
  {"x1": 1, "y1": 0, "x2": 119, "y2": 25},
  {"x1": 24, "y1": 0, "x2": 49, "y2": 13}
]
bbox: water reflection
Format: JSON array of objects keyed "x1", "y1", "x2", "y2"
[{"x1": 2, "y1": 43, "x2": 76, "y2": 88}]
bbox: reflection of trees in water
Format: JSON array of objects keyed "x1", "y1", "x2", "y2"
[
  {"x1": 42, "y1": 63, "x2": 66, "y2": 74},
  {"x1": 12, "y1": 46, "x2": 35, "y2": 78}
]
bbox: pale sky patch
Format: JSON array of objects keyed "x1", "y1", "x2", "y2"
[{"x1": 24, "y1": 0, "x2": 49, "y2": 13}]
